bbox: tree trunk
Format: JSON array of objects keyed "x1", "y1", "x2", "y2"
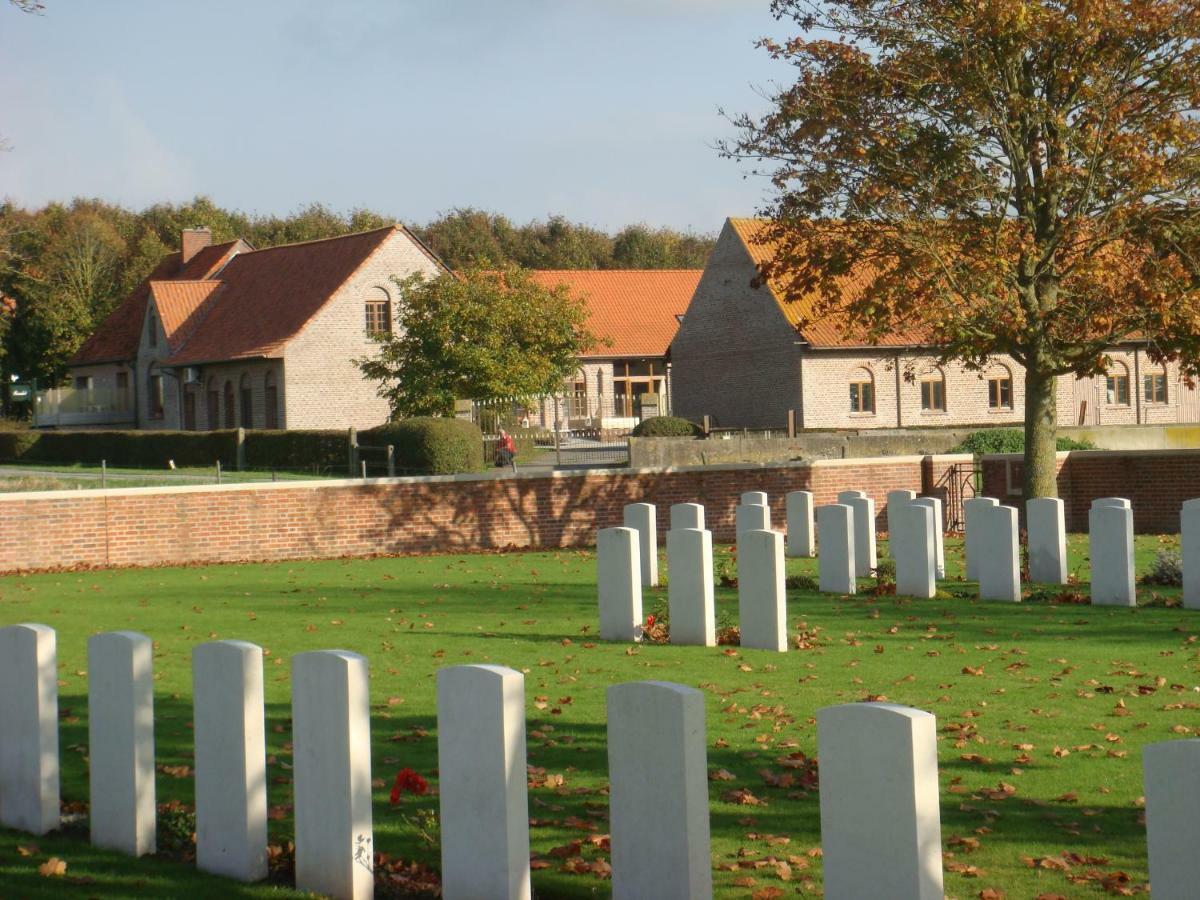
[{"x1": 1023, "y1": 367, "x2": 1059, "y2": 499}]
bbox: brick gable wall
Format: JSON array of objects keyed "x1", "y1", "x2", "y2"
[
  {"x1": 282, "y1": 230, "x2": 443, "y2": 430},
  {"x1": 670, "y1": 221, "x2": 802, "y2": 428}
]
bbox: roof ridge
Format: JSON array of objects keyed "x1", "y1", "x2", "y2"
[
  {"x1": 239, "y1": 224, "x2": 398, "y2": 256},
  {"x1": 531, "y1": 268, "x2": 704, "y2": 274}
]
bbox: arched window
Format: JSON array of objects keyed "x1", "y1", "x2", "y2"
[
  {"x1": 364, "y1": 286, "x2": 392, "y2": 336},
  {"x1": 147, "y1": 371, "x2": 164, "y2": 419},
  {"x1": 206, "y1": 377, "x2": 219, "y2": 429},
  {"x1": 147, "y1": 310, "x2": 158, "y2": 349},
  {"x1": 849, "y1": 367, "x2": 875, "y2": 414},
  {"x1": 1143, "y1": 363, "x2": 1168, "y2": 404},
  {"x1": 986, "y1": 363, "x2": 1013, "y2": 410},
  {"x1": 568, "y1": 369, "x2": 588, "y2": 418},
  {"x1": 264, "y1": 371, "x2": 279, "y2": 429},
  {"x1": 1105, "y1": 361, "x2": 1130, "y2": 406},
  {"x1": 223, "y1": 380, "x2": 236, "y2": 429},
  {"x1": 919, "y1": 366, "x2": 946, "y2": 412},
  {"x1": 239, "y1": 373, "x2": 253, "y2": 429}
]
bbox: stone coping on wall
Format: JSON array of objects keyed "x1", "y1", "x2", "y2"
[{"x1": 0, "y1": 453, "x2": 974, "y2": 505}]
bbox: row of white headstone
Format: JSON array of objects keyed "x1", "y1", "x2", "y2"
[
  {"x1": 602, "y1": 493, "x2": 1200, "y2": 618},
  {"x1": 3, "y1": 623, "x2": 1197, "y2": 900}
]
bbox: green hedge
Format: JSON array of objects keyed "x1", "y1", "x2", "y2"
[
  {"x1": 363, "y1": 417, "x2": 483, "y2": 474},
  {"x1": 631, "y1": 415, "x2": 704, "y2": 438},
  {"x1": 951, "y1": 428, "x2": 1097, "y2": 455},
  {"x1": 0, "y1": 430, "x2": 239, "y2": 468},
  {"x1": 0, "y1": 429, "x2": 354, "y2": 472},
  {"x1": 243, "y1": 430, "x2": 349, "y2": 472}
]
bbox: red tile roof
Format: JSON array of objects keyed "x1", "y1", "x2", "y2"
[
  {"x1": 70, "y1": 240, "x2": 248, "y2": 365},
  {"x1": 526, "y1": 269, "x2": 701, "y2": 358},
  {"x1": 728, "y1": 218, "x2": 928, "y2": 348},
  {"x1": 163, "y1": 227, "x2": 403, "y2": 366},
  {"x1": 150, "y1": 281, "x2": 224, "y2": 352},
  {"x1": 73, "y1": 226, "x2": 443, "y2": 370}
]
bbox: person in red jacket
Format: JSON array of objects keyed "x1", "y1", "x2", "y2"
[{"x1": 495, "y1": 428, "x2": 517, "y2": 472}]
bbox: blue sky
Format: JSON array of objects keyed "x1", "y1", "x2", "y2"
[{"x1": 0, "y1": 0, "x2": 794, "y2": 233}]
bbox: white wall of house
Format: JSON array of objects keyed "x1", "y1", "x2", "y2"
[{"x1": 282, "y1": 230, "x2": 442, "y2": 430}]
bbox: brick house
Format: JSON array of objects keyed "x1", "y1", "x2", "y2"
[
  {"x1": 59, "y1": 226, "x2": 445, "y2": 431},
  {"x1": 520, "y1": 269, "x2": 700, "y2": 432},
  {"x1": 672, "y1": 218, "x2": 1200, "y2": 429}
]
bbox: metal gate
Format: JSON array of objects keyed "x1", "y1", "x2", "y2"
[{"x1": 934, "y1": 461, "x2": 981, "y2": 532}]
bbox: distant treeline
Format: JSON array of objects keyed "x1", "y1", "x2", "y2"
[{"x1": 0, "y1": 197, "x2": 715, "y2": 384}]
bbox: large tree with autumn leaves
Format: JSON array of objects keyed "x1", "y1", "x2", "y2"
[{"x1": 725, "y1": 0, "x2": 1200, "y2": 497}]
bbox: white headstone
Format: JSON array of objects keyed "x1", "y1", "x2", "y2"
[
  {"x1": 1089, "y1": 504, "x2": 1135, "y2": 606},
  {"x1": 1182, "y1": 499, "x2": 1200, "y2": 610},
  {"x1": 670, "y1": 502, "x2": 705, "y2": 532},
  {"x1": 737, "y1": 529, "x2": 787, "y2": 652},
  {"x1": 88, "y1": 631, "x2": 156, "y2": 856},
  {"x1": 1144, "y1": 738, "x2": 1200, "y2": 899},
  {"x1": 963, "y1": 496, "x2": 999, "y2": 581},
  {"x1": 438, "y1": 665, "x2": 530, "y2": 900},
  {"x1": 837, "y1": 490, "x2": 877, "y2": 574},
  {"x1": 885, "y1": 490, "x2": 916, "y2": 557},
  {"x1": 818, "y1": 703, "x2": 943, "y2": 900},
  {"x1": 979, "y1": 504, "x2": 1021, "y2": 602},
  {"x1": 607, "y1": 682, "x2": 712, "y2": 900},
  {"x1": 911, "y1": 497, "x2": 945, "y2": 578},
  {"x1": 1026, "y1": 497, "x2": 1068, "y2": 585},
  {"x1": 1093, "y1": 496, "x2": 1132, "y2": 509},
  {"x1": 623, "y1": 503, "x2": 659, "y2": 588},
  {"x1": 817, "y1": 504, "x2": 856, "y2": 594},
  {"x1": 786, "y1": 490, "x2": 815, "y2": 558},
  {"x1": 741, "y1": 491, "x2": 768, "y2": 507},
  {"x1": 292, "y1": 650, "x2": 374, "y2": 900},
  {"x1": 892, "y1": 503, "x2": 936, "y2": 599},
  {"x1": 598, "y1": 527, "x2": 643, "y2": 641},
  {"x1": 667, "y1": 528, "x2": 716, "y2": 647},
  {"x1": 0, "y1": 623, "x2": 59, "y2": 835},
  {"x1": 735, "y1": 502, "x2": 770, "y2": 537},
  {"x1": 193, "y1": 640, "x2": 268, "y2": 882}
]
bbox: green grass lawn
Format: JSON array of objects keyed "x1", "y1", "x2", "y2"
[{"x1": 0, "y1": 534, "x2": 1195, "y2": 898}]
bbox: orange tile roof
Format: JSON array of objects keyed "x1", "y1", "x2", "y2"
[
  {"x1": 70, "y1": 240, "x2": 248, "y2": 365},
  {"x1": 149, "y1": 281, "x2": 224, "y2": 352},
  {"x1": 526, "y1": 269, "x2": 701, "y2": 358},
  {"x1": 163, "y1": 226, "x2": 406, "y2": 366},
  {"x1": 728, "y1": 217, "x2": 927, "y2": 349}
]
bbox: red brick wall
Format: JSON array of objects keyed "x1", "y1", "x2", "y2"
[
  {"x1": 0, "y1": 455, "x2": 968, "y2": 574},
  {"x1": 980, "y1": 449, "x2": 1200, "y2": 532}
]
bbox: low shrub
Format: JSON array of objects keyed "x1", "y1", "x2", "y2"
[
  {"x1": 364, "y1": 417, "x2": 484, "y2": 474},
  {"x1": 1143, "y1": 549, "x2": 1183, "y2": 587},
  {"x1": 951, "y1": 428, "x2": 1097, "y2": 454},
  {"x1": 631, "y1": 415, "x2": 704, "y2": 438}
]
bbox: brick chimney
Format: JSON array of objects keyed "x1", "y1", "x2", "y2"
[{"x1": 181, "y1": 227, "x2": 212, "y2": 265}]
